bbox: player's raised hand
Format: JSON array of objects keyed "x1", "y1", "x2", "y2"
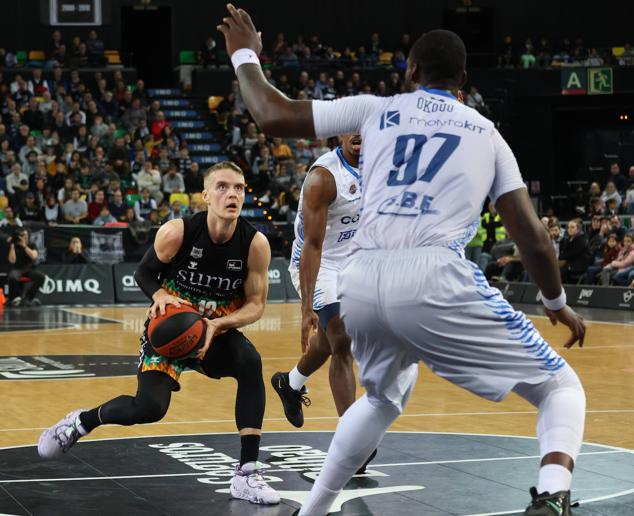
[
  {"x1": 217, "y1": 3, "x2": 263, "y2": 57},
  {"x1": 544, "y1": 305, "x2": 586, "y2": 349}
]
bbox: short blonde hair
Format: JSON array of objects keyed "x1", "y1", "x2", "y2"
[{"x1": 203, "y1": 161, "x2": 244, "y2": 187}]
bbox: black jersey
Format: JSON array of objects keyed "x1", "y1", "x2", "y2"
[{"x1": 160, "y1": 212, "x2": 257, "y2": 319}]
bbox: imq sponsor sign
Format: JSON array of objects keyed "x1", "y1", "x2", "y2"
[{"x1": 38, "y1": 264, "x2": 114, "y2": 305}]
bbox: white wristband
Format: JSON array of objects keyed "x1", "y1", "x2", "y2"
[
  {"x1": 231, "y1": 48, "x2": 260, "y2": 71},
  {"x1": 541, "y1": 290, "x2": 566, "y2": 311}
]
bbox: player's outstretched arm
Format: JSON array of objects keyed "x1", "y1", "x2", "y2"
[
  {"x1": 217, "y1": 4, "x2": 314, "y2": 137},
  {"x1": 299, "y1": 168, "x2": 337, "y2": 352},
  {"x1": 496, "y1": 188, "x2": 585, "y2": 348}
]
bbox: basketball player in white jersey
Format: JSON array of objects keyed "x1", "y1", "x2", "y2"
[
  {"x1": 270, "y1": 134, "x2": 375, "y2": 471},
  {"x1": 271, "y1": 135, "x2": 360, "y2": 426},
  {"x1": 219, "y1": 6, "x2": 586, "y2": 515}
]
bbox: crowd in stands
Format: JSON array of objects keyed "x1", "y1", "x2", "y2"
[
  {"x1": 0, "y1": 29, "x2": 107, "y2": 69},
  {"x1": 498, "y1": 35, "x2": 634, "y2": 68},
  {"x1": 195, "y1": 32, "x2": 634, "y2": 70},
  {"x1": 467, "y1": 194, "x2": 634, "y2": 288}
]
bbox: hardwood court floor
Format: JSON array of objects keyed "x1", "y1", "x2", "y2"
[{"x1": 1, "y1": 303, "x2": 633, "y2": 452}]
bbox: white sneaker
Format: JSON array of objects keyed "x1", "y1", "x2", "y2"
[
  {"x1": 230, "y1": 462, "x2": 280, "y2": 505},
  {"x1": 38, "y1": 409, "x2": 89, "y2": 459},
  {"x1": 11, "y1": 296, "x2": 21, "y2": 307}
]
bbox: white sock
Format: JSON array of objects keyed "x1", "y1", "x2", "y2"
[
  {"x1": 288, "y1": 366, "x2": 309, "y2": 391},
  {"x1": 537, "y1": 464, "x2": 572, "y2": 494},
  {"x1": 299, "y1": 395, "x2": 399, "y2": 515}
]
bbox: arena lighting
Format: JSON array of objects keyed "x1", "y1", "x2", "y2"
[{"x1": 619, "y1": 114, "x2": 629, "y2": 120}]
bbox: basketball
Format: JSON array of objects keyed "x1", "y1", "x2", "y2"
[{"x1": 147, "y1": 304, "x2": 205, "y2": 359}]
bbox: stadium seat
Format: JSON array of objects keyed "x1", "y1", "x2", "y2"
[
  {"x1": 15, "y1": 50, "x2": 27, "y2": 64},
  {"x1": 208, "y1": 96, "x2": 223, "y2": 111},
  {"x1": 28, "y1": 50, "x2": 46, "y2": 61},
  {"x1": 179, "y1": 50, "x2": 197, "y2": 65},
  {"x1": 125, "y1": 193, "x2": 140, "y2": 206},
  {"x1": 105, "y1": 50, "x2": 122, "y2": 64},
  {"x1": 612, "y1": 47, "x2": 625, "y2": 57},
  {"x1": 378, "y1": 52, "x2": 393, "y2": 66},
  {"x1": 190, "y1": 192, "x2": 203, "y2": 205},
  {"x1": 169, "y1": 192, "x2": 190, "y2": 207},
  {"x1": 114, "y1": 128, "x2": 127, "y2": 139}
]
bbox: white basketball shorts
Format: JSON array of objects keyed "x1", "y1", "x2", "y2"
[
  {"x1": 338, "y1": 247, "x2": 567, "y2": 413},
  {"x1": 289, "y1": 265, "x2": 339, "y2": 311}
]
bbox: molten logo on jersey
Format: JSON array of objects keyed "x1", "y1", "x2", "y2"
[{"x1": 379, "y1": 110, "x2": 400, "y2": 130}]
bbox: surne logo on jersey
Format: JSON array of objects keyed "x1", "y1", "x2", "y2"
[{"x1": 379, "y1": 110, "x2": 400, "y2": 130}]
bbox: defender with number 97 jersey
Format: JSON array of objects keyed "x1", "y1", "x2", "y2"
[{"x1": 312, "y1": 87, "x2": 525, "y2": 257}]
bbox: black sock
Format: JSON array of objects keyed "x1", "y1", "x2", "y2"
[
  {"x1": 79, "y1": 407, "x2": 102, "y2": 433},
  {"x1": 240, "y1": 434, "x2": 260, "y2": 466}
]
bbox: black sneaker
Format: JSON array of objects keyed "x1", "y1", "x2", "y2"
[
  {"x1": 271, "y1": 372, "x2": 311, "y2": 428},
  {"x1": 525, "y1": 487, "x2": 574, "y2": 515},
  {"x1": 356, "y1": 448, "x2": 377, "y2": 474}
]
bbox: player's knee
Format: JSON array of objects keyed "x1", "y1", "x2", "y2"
[
  {"x1": 236, "y1": 345, "x2": 263, "y2": 376},
  {"x1": 135, "y1": 397, "x2": 169, "y2": 423},
  {"x1": 328, "y1": 330, "x2": 352, "y2": 359}
]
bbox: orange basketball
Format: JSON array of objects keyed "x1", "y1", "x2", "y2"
[{"x1": 147, "y1": 304, "x2": 205, "y2": 359}]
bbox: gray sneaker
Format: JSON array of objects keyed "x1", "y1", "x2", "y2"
[{"x1": 38, "y1": 409, "x2": 89, "y2": 459}]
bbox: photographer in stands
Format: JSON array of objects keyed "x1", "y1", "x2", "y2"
[{"x1": 7, "y1": 227, "x2": 44, "y2": 307}]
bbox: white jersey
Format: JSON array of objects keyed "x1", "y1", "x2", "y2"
[
  {"x1": 311, "y1": 88, "x2": 525, "y2": 256},
  {"x1": 290, "y1": 148, "x2": 361, "y2": 271}
]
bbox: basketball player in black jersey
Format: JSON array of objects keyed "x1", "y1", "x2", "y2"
[{"x1": 38, "y1": 161, "x2": 280, "y2": 505}]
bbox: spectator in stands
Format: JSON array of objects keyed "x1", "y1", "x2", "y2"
[
  {"x1": 293, "y1": 139, "x2": 313, "y2": 170},
  {"x1": 20, "y1": 192, "x2": 43, "y2": 222},
  {"x1": 587, "y1": 215, "x2": 609, "y2": 255},
  {"x1": 601, "y1": 181, "x2": 622, "y2": 207},
  {"x1": 249, "y1": 133, "x2": 269, "y2": 166},
  {"x1": 605, "y1": 198, "x2": 620, "y2": 216},
  {"x1": 72, "y1": 42, "x2": 90, "y2": 68},
  {"x1": 599, "y1": 233, "x2": 634, "y2": 285},
  {"x1": 6, "y1": 164, "x2": 29, "y2": 207},
  {"x1": 162, "y1": 163, "x2": 185, "y2": 195},
  {"x1": 49, "y1": 30, "x2": 64, "y2": 60},
  {"x1": 85, "y1": 30, "x2": 106, "y2": 66},
  {"x1": 7, "y1": 227, "x2": 44, "y2": 307},
  {"x1": 19, "y1": 136, "x2": 42, "y2": 166},
  {"x1": 619, "y1": 44, "x2": 634, "y2": 66},
  {"x1": 499, "y1": 35, "x2": 514, "y2": 67},
  {"x1": 87, "y1": 189, "x2": 107, "y2": 220},
  {"x1": 63, "y1": 188, "x2": 88, "y2": 224},
  {"x1": 607, "y1": 162, "x2": 628, "y2": 192},
  {"x1": 251, "y1": 145, "x2": 276, "y2": 197},
  {"x1": 167, "y1": 199, "x2": 186, "y2": 221},
  {"x1": 466, "y1": 86, "x2": 491, "y2": 118},
  {"x1": 520, "y1": 41, "x2": 536, "y2": 68},
  {"x1": 279, "y1": 47, "x2": 299, "y2": 68},
  {"x1": 93, "y1": 205, "x2": 117, "y2": 226},
  {"x1": 23, "y1": 98, "x2": 44, "y2": 131},
  {"x1": 272, "y1": 32, "x2": 287, "y2": 59},
  {"x1": 184, "y1": 161, "x2": 203, "y2": 193},
  {"x1": 271, "y1": 137, "x2": 292, "y2": 161},
  {"x1": 63, "y1": 236, "x2": 89, "y2": 264},
  {"x1": 122, "y1": 98, "x2": 146, "y2": 131},
  {"x1": 391, "y1": 50, "x2": 407, "y2": 71},
  {"x1": 558, "y1": 219, "x2": 592, "y2": 283},
  {"x1": 313, "y1": 138, "x2": 331, "y2": 159},
  {"x1": 536, "y1": 37, "x2": 552, "y2": 67},
  {"x1": 108, "y1": 190, "x2": 127, "y2": 221},
  {"x1": 609, "y1": 215, "x2": 627, "y2": 240},
  {"x1": 123, "y1": 206, "x2": 139, "y2": 223},
  {"x1": 548, "y1": 220, "x2": 563, "y2": 256},
  {"x1": 586, "y1": 48, "x2": 603, "y2": 67},
  {"x1": 584, "y1": 233, "x2": 620, "y2": 284},
  {"x1": 151, "y1": 112, "x2": 170, "y2": 140},
  {"x1": 44, "y1": 194, "x2": 62, "y2": 225},
  {"x1": 198, "y1": 36, "x2": 218, "y2": 66},
  {"x1": 99, "y1": 91, "x2": 118, "y2": 123},
  {"x1": 134, "y1": 187, "x2": 157, "y2": 221}
]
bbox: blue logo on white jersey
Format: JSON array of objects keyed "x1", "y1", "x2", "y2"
[{"x1": 380, "y1": 110, "x2": 400, "y2": 130}]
